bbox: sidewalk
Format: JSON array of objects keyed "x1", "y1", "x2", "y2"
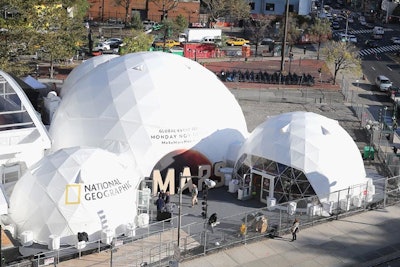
[
  {"x1": 181, "y1": 204, "x2": 400, "y2": 267},
  {"x1": 199, "y1": 45, "x2": 342, "y2": 91}
]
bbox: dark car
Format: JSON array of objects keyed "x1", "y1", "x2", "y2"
[
  {"x1": 365, "y1": 23, "x2": 375, "y2": 29},
  {"x1": 365, "y1": 39, "x2": 378, "y2": 48},
  {"x1": 331, "y1": 21, "x2": 340, "y2": 30},
  {"x1": 104, "y1": 38, "x2": 123, "y2": 49}
]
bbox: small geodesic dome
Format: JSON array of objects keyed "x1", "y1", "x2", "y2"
[
  {"x1": 236, "y1": 111, "x2": 368, "y2": 202},
  {"x1": 50, "y1": 52, "x2": 248, "y2": 177},
  {"x1": 8, "y1": 147, "x2": 142, "y2": 245}
]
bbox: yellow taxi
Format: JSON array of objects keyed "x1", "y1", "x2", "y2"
[
  {"x1": 226, "y1": 37, "x2": 250, "y2": 46},
  {"x1": 153, "y1": 39, "x2": 180, "y2": 48}
]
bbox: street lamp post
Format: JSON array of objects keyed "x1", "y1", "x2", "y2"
[{"x1": 280, "y1": 0, "x2": 290, "y2": 72}]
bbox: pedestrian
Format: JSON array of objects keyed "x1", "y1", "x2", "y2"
[
  {"x1": 303, "y1": 46, "x2": 306, "y2": 55},
  {"x1": 165, "y1": 191, "x2": 170, "y2": 204},
  {"x1": 155, "y1": 195, "x2": 165, "y2": 218},
  {"x1": 291, "y1": 218, "x2": 300, "y2": 241},
  {"x1": 158, "y1": 190, "x2": 166, "y2": 201},
  {"x1": 191, "y1": 184, "x2": 198, "y2": 207}
]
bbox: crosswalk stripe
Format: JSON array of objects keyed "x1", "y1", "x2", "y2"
[{"x1": 359, "y1": 44, "x2": 400, "y2": 56}]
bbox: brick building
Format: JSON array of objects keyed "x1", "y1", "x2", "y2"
[{"x1": 87, "y1": 0, "x2": 201, "y2": 24}]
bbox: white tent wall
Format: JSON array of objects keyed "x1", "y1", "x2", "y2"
[
  {"x1": 236, "y1": 112, "x2": 368, "y2": 202},
  {"x1": 8, "y1": 147, "x2": 142, "y2": 245},
  {"x1": 50, "y1": 52, "x2": 248, "y2": 178}
]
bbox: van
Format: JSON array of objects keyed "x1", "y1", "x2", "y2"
[{"x1": 201, "y1": 36, "x2": 222, "y2": 46}]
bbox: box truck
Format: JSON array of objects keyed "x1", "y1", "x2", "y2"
[{"x1": 178, "y1": 28, "x2": 222, "y2": 44}]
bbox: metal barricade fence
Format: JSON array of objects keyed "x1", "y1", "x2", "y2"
[{"x1": 9, "y1": 78, "x2": 400, "y2": 267}]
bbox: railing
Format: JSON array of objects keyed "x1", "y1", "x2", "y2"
[{"x1": 7, "y1": 77, "x2": 400, "y2": 267}]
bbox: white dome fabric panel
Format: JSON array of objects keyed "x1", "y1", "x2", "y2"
[
  {"x1": 50, "y1": 52, "x2": 248, "y2": 177},
  {"x1": 60, "y1": 54, "x2": 119, "y2": 98},
  {"x1": 9, "y1": 147, "x2": 141, "y2": 245},
  {"x1": 237, "y1": 112, "x2": 367, "y2": 199}
]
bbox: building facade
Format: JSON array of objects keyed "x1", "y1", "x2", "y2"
[
  {"x1": 87, "y1": 0, "x2": 201, "y2": 24},
  {"x1": 249, "y1": 0, "x2": 312, "y2": 17}
]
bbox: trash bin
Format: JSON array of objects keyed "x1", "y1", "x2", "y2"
[{"x1": 363, "y1": 146, "x2": 374, "y2": 160}]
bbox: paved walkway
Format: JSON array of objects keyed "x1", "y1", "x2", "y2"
[
  {"x1": 54, "y1": 203, "x2": 400, "y2": 267},
  {"x1": 180, "y1": 204, "x2": 400, "y2": 267}
]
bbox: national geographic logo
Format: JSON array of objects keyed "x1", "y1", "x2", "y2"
[{"x1": 65, "y1": 179, "x2": 131, "y2": 204}]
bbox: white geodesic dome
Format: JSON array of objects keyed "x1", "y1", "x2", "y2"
[
  {"x1": 50, "y1": 52, "x2": 248, "y2": 177},
  {"x1": 9, "y1": 147, "x2": 142, "y2": 245},
  {"x1": 60, "y1": 54, "x2": 119, "y2": 98},
  {"x1": 236, "y1": 111, "x2": 368, "y2": 200}
]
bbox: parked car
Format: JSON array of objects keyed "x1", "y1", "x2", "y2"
[
  {"x1": 104, "y1": 38, "x2": 123, "y2": 49},
  {"x1": 226, "y1": 37, "x2": 250, "y2": 46},
  {"x1": 153, "y1": 39, "x2": 180, "y2": 48},
  {"x1": 260, "y1": 38, "x2": 275, "y2": 45},
  {"x1": 143, "y1": 20, "x2": 162, "y2": 31},
  {"x1": 92, "y1": 42, "x2": 110, "y2": 52},
  {"x1": 375, "y1": 75, "x2": 392, "y2": 92}
]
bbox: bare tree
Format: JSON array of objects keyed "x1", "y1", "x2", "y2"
[
  {"x1": 151, "y1": 0, "x2": 178, "y2": 21},
  {"x1": 202, "y1": 0, "x2": 250, "y2": 26},
  {"x1": 323, "y1": 41, "x2": 361, "y2": 85},
  {"x1": 114, "y1": 0, "x2": 133, "y2": 26},
  {"x1": 279, "y1": 13, "x2": 303, "y2": 52},
  {"x1": 308, "y1": 18, "x2": 332, "y2": 60},
  {"x1": 244, "y1": 16, "x2": 272, "y2": 57}
]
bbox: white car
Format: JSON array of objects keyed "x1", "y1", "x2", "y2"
[
  {"x1": 93, "y1": 42, "x2": 110, "y2": 52},
  {"x1": 375, "y1": 75, "x2": 392, "y2": 92},
  {"x1": 339, "y1": 33, "x2": 357, "y2": 43}
]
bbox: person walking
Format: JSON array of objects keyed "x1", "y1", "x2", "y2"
[
  {"x1": 291, "y1": 218, "x2": 300, "y2": 241},
  {"x1": 191, "y1": 184, "x2": 198, "y2": 207}
]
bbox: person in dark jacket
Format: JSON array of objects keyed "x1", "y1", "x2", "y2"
[
  {"x1": 155, "y1": 195, "x2": 165, "y2": 218},
  {"x1": 165, "y1": 191, "x2": 170, "y2": 204}
]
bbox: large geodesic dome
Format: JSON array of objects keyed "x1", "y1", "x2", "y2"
[
  {"x1": 236, "y1": 111, "x2": 368, "y2": 202},
  {"x1": 60, "y1": 54, "x2": 119, "y2": 98},
  {"x1": 9, "y1": 147, "x2": 141, "y2": 245},
  {"x1": 50, "y1": 52, "x2": 248, "y2": 177}
]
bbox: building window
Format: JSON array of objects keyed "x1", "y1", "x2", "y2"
[
  {"x1": 249, "y1": 2, "x2": 255, "y2": 10},
  {"x1": 265, "y1": 3, "x2": 275, "y2": 11}
]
